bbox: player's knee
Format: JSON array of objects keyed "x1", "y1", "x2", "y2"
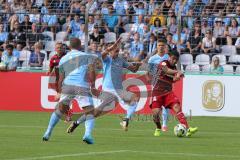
[{"x1": 173, "y1": 104, "x2": 181, "y2": 113}]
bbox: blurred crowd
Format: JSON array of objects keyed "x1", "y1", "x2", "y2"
[{"x1": 0, "y1": 0, "x2": 240, "y2": 72}]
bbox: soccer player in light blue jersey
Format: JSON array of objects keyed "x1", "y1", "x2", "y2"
[
  {"x1": 67, "y1": 38, "x2": 142, "y2": 132},
  {"x1": 101, "y1": 38, "x2": 142, "y2": 131},
  {"x1": 42, "y1": 38, "x2": 98, "y2": 144},
  {"x1": 147, "y1": 39, "x2": 170, "y2": 136}
]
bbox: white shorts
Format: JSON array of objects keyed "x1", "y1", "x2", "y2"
[{"x1": 59, "y1": 85, "x2": 94, "y2": 109}]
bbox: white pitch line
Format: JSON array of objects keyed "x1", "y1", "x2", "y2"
[
  {"x1": 4, "y1": 150, "x2": 128, "y2": 160},
  {"x1": 127, "y1": 150, "x2": 240, "y2": 159},
  {"x1": 4, "y1": 150, "x2": 240, "y2": 160}
]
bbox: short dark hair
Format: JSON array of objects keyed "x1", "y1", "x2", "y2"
[
  {"x1": 157, "y1": 38, "x2": 166, "y2": 44},
  {"x1": 6, "y1": 44, "x2": 14, "y2": 50},
  {"x1": 70, "y1": 38, "x2": 81, "y2": 49},
  {"x1": 169, "y1": 50, "x2": 180, "y2": 60}
]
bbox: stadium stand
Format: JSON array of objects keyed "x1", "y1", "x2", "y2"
[{"x1": 0, "y1": 0, "x2": 239, "y2": 73}]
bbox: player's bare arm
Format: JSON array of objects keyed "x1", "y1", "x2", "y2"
[
  {"x1": 101, "y1": 37, "x2": 122, "y2": 59},
  {"x1": 127, "y1": 62, "x2": 142, "y2": 73}
]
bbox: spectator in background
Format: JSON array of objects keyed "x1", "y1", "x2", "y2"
[
  {"x1": 86, "y1": 0, "x2": 98, "y2": 14},
  {"x1": 172, "y1": 28, "x2": 188, "y2": 53},
  {"x1": 132, "y1": 2, "x2": 146, "y2": 23},
  {"x1": 141, "y1": 25, "x2": 151, "y2": 43},
  {"x1": 68, "y1": 14, "x2": 83, "y2": 36},
  {"x1": 183, "y1": 8, "x2": 195, "y2": 30},
  {"x1": 103, "y1": 5, "x2": 120, "y2": 32},
  {"x1": 29, "y1": 7, "x2": 40, "y2": 24},
  {"x1": 174, "y1": 0, "x2": 189, "y2": 16},
  {"x1": 210, "y1": 56, "x2": 223, "y2": 74},
  {"x1": 20, "y1": 15, "x2": 32, "y2": 33},
  {"x1": 161, "y1": 0, "x2": 173, "y2": 16},
  {"x1": 128, "y1": 32, "x2": 145, "y2": 61},
  {"x1": 62, "y1": 15, "x2": 71, "y2": 32},
  {"x1": 227, "y1": 18, "x2": 240, "y2": 44},
  {"x1": 147, "y1": 0, "x2": 157, "y2": 15},
  {"x1": 166, "y1": 33, "x2": 176, "y2": 51},
  {"x1": 201, "y1": 6, "x2": 214, "y2": 27},
  {"x1": 201, "y1": 18, "x2": 211, "y2": 35},
  {"x1": 41, "y1": 8, "x2": 58, "y2": 33},
  {"x1": 8, "y1": 14, "x2": 19, "y2": 31},
  {"x1": 90, "y1": 24, "x2": 104, "y2": 45},
  {"x1": 201, "y1": 30, "x2": 217, "y2": 54},
  {"x1": 166, "y1": 9, "x2": 175, "y2": 26},
  {"x1": 214, "y1": 18, "x2": 232, "y2": 48},
  {"x1": 146, "y1": 33, "x2": 157, "y2": 57},
  {"x1": 0, "y1": 23, "x2": 8, "y2": 46},
  {"x1": 8, "y1": 21, "x2": 26, "y2": 47},
  {"x1": 150, "y1": 8, "x2": 166, "y2": 26},
  {"x1": 28, "y1": 42, "x2": 45, "y2": 67},
  {"x1": 191, "y1": 0, "x2": 205, "y2": 16},
  {"x1": 87, "y1": 15, "x2": 96, "y2": 35},
  {"x1": 131, "y1": 15, "x2": 145, "y2": 36},
  {"x1": 0, "y1": 44, "x2": 18, "y2": 71},
  {"x1": 101, "y1": 1, "x2": 109, "y2": 15},
  {"x1": 168, "y1": 16, "x2": 177, "y2": 34},
  {"x1": 234, "y1": 5, "x2": 240, "y2": 25},
  {"x1": 70, "y1": 0, "x2": 81, "y2": 14},
  {"x1": 26, "y1": 23, "x2": 44, "y2": 48},
  {"x1": 186, "y1": 22, "x2": 203, "y2": 58},
  {"x1": 150, "y1": 18, "x2": 162, "y2": 36}
]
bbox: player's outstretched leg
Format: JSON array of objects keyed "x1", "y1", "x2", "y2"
[
  {"x1": 42, "y1": 111, "x2": 60, "y2": 141},
  {"x1": 120, "y1": 93, "x2": 139, "y2": 131},
  {"x1": 172, "y1": 103, "x2": 198, "y2": 137},
  {"x1": 83, "y1": 113, "x2": 95, "y2": 144},
  {"x1": 152, "y1": 108, "x2": 162, "y2": 136},
  {"x1": 161, "y1": 107, "x2": 169, "y2": 132}
]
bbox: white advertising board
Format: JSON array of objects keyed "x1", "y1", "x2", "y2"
[{"x1": 182, "y1": 75, "x2": 240, "y2": 117}]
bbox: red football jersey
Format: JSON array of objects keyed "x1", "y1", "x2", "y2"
[{"x1": 152, "y1": 60, "x2": 176, "y2": 96}]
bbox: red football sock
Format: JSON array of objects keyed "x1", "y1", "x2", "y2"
[{"x1": 176, "y1": 112, "x2": 189, "y2": 128}]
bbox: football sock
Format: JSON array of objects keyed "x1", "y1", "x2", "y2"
[
  {"x1": 84, "y1": 114, "x2": 95, "y2": 137},
  {"x1": 44, "y1": 112, "x2": 60, "y2": 137},
  {"x1": 162, "y1": 107, "x2": 169, "y2": 127},
  {"x1": 176, "y1": 112, "x2": 189, "y2": 128},
  {"x1": 126, "y1": 103, "x2": 137, "y2": 119},
  {"x1": 153, "y1": 114, "x2": 161, "y2": 129}
]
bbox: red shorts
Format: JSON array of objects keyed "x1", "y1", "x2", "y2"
[{"x1": 150, "y1": 91, "x2": 180, "y2": 109}]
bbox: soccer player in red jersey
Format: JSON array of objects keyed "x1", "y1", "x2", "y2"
[
  {"x1": 48, "y1": 42, "x2": 66, "y2": 96},
  {"x1": 150, "y1": 50, "x2": 198, "y2": 137}
]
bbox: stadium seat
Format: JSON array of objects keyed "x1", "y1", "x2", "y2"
[
  {"x1": 19, "y1": 50, "x2": 31, "y2": 62},
  {"x1": 56, "y1": 31, "x2": 67, "y2": 42},
  {"x1": 212, "y1": 54, "x2": 226, "y2": 65},
  {"x1": 202, "y1": 64, "x2": 211, "y2": 73},
  {"x1": 228, "y1": 55, "x2": 240, "y2": 64},
  {"x1": 222, "y1": 65, "x2": 234, "y2": 74},
  {"x1": 195, "y1": 54, "x2": 210, "y2": 65},
  {"x1": 43, "y1": 60, "x2": 50, "y2": 70},
  {"x1": 180, "y1": 54, "x2": 193, "y2": 66},
  {"x1": 235, "y1": 66, "x2": 240, "y2": 74},
  {"x1": 221, "y1": 45, "x2": 237, "y2": 56},
  {"x1": 21, "y1": 60, "x2": 29, "y2": 69},
  {"x1": 42, "y1": 31, "x2": 54, "y2": 41},
  {"x1": 104, "y1": 32, "x2": 116, "y2": 43},
  {"x1": 44, "y1": 41, "x2": 56, "y2": 52},
  {"x1": 185, "y1": 64, "x2": 200, "y2": 73}
]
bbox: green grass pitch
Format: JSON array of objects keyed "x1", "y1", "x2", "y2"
[{"x1": 0, "y1": 111, "x2": 240, "y2": 160}]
